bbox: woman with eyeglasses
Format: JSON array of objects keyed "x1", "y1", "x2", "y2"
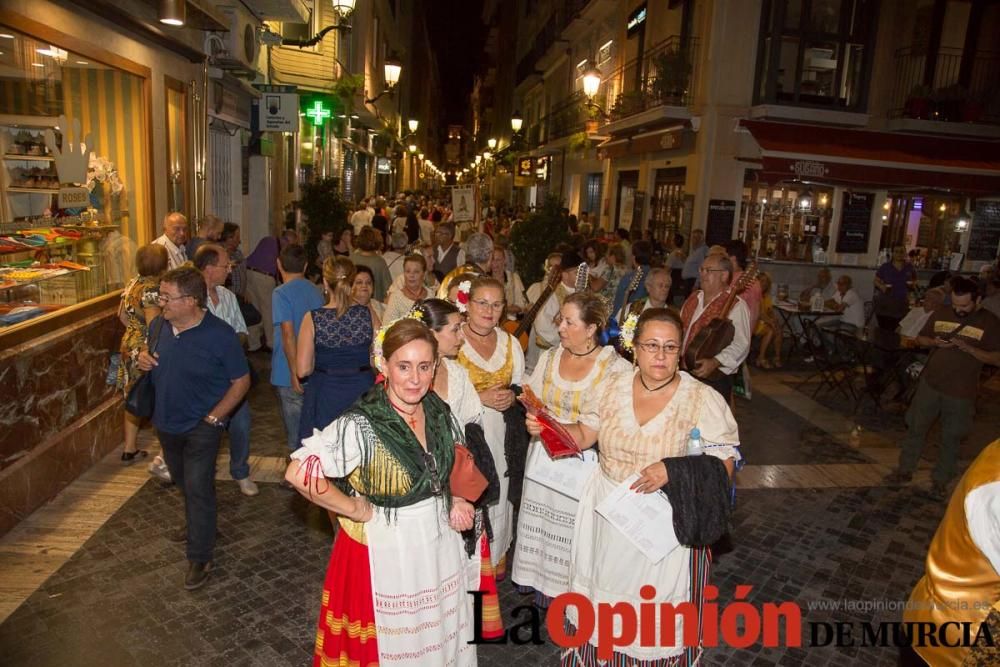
[
  {"x1": 456, "y1": 276, "x2": 526, "y2": 580},
  {"x1": 296, "y1": 257, "x2": 377, "y2": 440},
  {"x1": 286, "y1": 318, "x2": 478, "y2": 667},
  {"x1": 529, "y1": 308, "x2": 741, "y2": 666},
  {"x1": 511, "y1": 292, "x2": 630, "y2": 609}
]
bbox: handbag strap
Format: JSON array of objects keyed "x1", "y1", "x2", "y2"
[{"x1": 147, "y1": 316, "x2": 166, "y2": 355}]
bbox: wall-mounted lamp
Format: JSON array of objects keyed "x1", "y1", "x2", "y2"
[
  {"x1": 408, "y1": 119, "x2": 419, "y2": 133},
  {"x1": 511, "y1": 112, "x2": 523, "y2": 133},
  {"x1": 331, "y1": 0, "x2": 356, "y2": 18},
  {"x1": 408, "y1": 143, "x2": 417, "y2": 153},
  {"x1": 797, "y1": 190, "x2": 813, "y2": 211},
  {"x1": 159, "y1": 0, "x2": 186, "y2": 26},
  {"x1": 487, "y1": 137, "x2": 497, "y2": 150}
]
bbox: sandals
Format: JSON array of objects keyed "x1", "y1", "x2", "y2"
[{"x1": 121, "y1": 449, "x2": 148, "y2": 465}]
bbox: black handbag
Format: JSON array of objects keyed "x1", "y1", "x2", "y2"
[
  {"x1": 125, "y1": 318, "x2": 165, "y2": 418},
  {"x1": 237, "y1": 295, "x2": 262, "y2": 327}
]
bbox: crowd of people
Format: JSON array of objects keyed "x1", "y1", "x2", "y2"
[{"x1": 113, "y1": 193, "x2": 999, "y2": 665}]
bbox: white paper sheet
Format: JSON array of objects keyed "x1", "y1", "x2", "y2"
[
  {"x1": 524, "y1": 445, "x2": 598, "y2": 500},
  {"x1": 594, "y1": 473, "x2": 680, "y2": 564}
]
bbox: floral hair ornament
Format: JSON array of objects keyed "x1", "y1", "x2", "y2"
[
  {"x1": 454, "y1": 280, "x2": 472, "y2": 313},
  {"x1": 371, "y1": 308, "x2": 427, "y2": 378},
  {"x1": 619, "y1": 312, "x2": 639, "y2": 352}
]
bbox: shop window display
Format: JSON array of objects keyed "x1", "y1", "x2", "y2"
[
  {"x1": 880, "y1": 195, "x2": 968, "y2": 270},
  {"x1": 741, "y1": 182, "x2": 834, "y2": 262},
  {"x1": 0, "y1": 27, "x2": 147, "y2": 332}
]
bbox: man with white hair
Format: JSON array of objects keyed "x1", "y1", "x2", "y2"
[
  {"x1": 153, "y1": 212, "x2": 189, "y2": 269},
  {"x1": 382, "y1": 232, "x2": 409, "y2": 282},
  {"x1": 624, "y1": 267, "x2": 672, "y2": 317}
]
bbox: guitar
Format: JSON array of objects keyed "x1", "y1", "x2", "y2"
[
  {"x1": 503, "y1": 265, "x2": 562, "y2": 351},
  {"x1": 575, "y1": 262, "x2": 590, "y2": 293},
  {"x1": 683, "y1": 264, "x2": 759, "y2": 377},
  {"x1": 615, "y1": 267, "x2": 645, "y2": 322}
]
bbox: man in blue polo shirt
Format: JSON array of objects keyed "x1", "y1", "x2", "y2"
[
  {"x1": 271, "y1": 243, "x2": 323, "y2": 453},
  {"x1": 139, "y1": 266, "x2": 249, "y2": 591}
]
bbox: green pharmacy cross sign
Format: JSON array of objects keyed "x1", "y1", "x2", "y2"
[{"x1": 306, "y1": 100, "x2": 332, "y2": 126}]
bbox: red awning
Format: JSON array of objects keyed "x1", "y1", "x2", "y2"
[{"x1": 740, "y1": 119, "x2": 1000, "y2": 194}]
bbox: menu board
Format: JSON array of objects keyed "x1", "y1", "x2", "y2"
[
  {"x1": 967, "y1": 200, "x2": 1000, "y2": 261},
  {"x1": 705, "y1": 199, "x2": 736, "y2": 247},
  {"x1": 836, "y1": 191, "x2": 874, "y2": 254}
]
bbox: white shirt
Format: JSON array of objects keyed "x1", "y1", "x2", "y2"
[
  {"x1": 684, "y1": 292, "x2": 751, "y2": 375},
  {"x1": 833, "y1": 288, "x2": 864, "y2": 329},
  {"x1": 350, "y1": 208, "x2": 373, "y2": 235},
  {"x1": 382, "y1": 251, "x2": 406, "y2": 282},
  {"x1": 434, "y1": 243, "x2": 466, "y2": 270},
  {"x1": 966, "y1": 481, "x2": 1000, "y2": 576},
  {"x1": 898, "y1": 306, "x2": 934, "y2": 338},
  {"x1": 153, "y1": 234, "x2": 187, "y2": 269},
  {"x1": 533, "y1": 284, "x2": 575, "y2": 350},
  {"x1": 206, "y1": 285, "x2": 248, "y2": 335}
]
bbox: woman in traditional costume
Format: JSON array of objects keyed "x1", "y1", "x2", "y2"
[
  {"x1": 530, "y1": 308, "x2": 740, "y2": 666},
  {"x1": 419, "y1": 297, "x2": 505, "y2": 640},
  {"x1": 512, "y1": 292, "x2": 630, "y2": 608},
  {"x1": 286, "y1": 318, "x2": 478, "y2": 666},
  {"x1": 456, "y1": 277, "x2": 526, "y2": 580}
]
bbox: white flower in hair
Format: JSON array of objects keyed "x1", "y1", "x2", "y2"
[{"x1": 620, "y1": 313, "x2": 639, "y2": 351}]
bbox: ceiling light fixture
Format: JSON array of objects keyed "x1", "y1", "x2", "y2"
[{"x1": 159, "y1": 0, "x2": 186, "y2": 26}]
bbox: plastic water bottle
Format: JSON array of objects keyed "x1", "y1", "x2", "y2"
[{"x1": 687, "y1": 428, "x2": 704, "y2": 456}]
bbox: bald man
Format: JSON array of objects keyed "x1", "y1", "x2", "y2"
[{"x1": 153, "y1": 212, "x2": 190, "y2": 269}]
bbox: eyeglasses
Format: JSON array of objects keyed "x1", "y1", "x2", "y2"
[
  {"x1": 699, "y1": 267, "x2": 727, "y2": 274},
  {"x1": 157, "y1": 293, "x2": 192, "y2": 304},
  {"x1": 421, "y1": 450, "x2": 443, "y2": 496},
  {"x1": 636, "y1": 341, "x2": 681, "y2": 356},
  {"x1": 471, "y1": 299, "x2": 505, "y2": 311}
]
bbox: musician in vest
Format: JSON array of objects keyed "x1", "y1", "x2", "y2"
[
  {"x1": 525, "y1": 251, "x2": 584, "y2": 374},
  {"x1": 625, "y1": 267, "x2": 674, "y2": 318},
  {"x1": 436, "y1": 232, "x2": 494, "y2": 300},
  {"x1": 680, "y1": 254, "x2": 752, "y2": 401},
  {"x1": 902, "y1": 438, "x2": 1000, "y2": 667},
  {"x1": 432, "y1": 222, "x2": 465, "y2": 279}
]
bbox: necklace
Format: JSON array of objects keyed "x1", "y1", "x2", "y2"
[
  {"x1": 402, "y1": 284, "x2": 424, "y2": 301},
  {"x1": 465, "y1": 323, "x2": 494, "y2": 338},
  {"x1": 639, "y1": 371, "x2": 678, "y2": 393},
  {"x1": 386, "y1": 389, "x2": 422, "y2": 429},
  {"x1": 564, "y1": 343, "x2": 598, "y2": 357}
]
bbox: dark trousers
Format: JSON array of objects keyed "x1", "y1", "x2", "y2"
[
  {"x1": 158, "y1": 422, "x2": 223, "y2": 563},
  {"x1": 898, "y1": 379, "x2": 974, "y2": 485}
]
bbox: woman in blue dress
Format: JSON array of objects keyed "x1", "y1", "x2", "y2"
[{"x1": 297, "y1": 256, "x2": 378, "y2": 441}]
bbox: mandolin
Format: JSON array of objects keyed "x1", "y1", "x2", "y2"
[
  {"x1": 683, "y1": 264, "x2": 759, "y2": 377},
  {"x1": 503, "y1": 265, "x2": 562, "y2": 351}
]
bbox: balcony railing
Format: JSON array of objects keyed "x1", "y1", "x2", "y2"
[
  {"x1": 889, "y1": 46, "x2": 1000, "y2": 124},
  {"x1": 603, "y1": 36, "x2": 698, "y2": 122}
]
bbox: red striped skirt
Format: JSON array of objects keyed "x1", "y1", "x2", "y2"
[{"x1": 314, "y1": 530, "x2": 380, "y2": 667}]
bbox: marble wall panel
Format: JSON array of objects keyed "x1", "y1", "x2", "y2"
[
  {"x1": 0, "y1": 398, "x2": 122, "y2": 536},
  {"x1": 0, "y1": 310, "x2": 122, "y2": 472}
]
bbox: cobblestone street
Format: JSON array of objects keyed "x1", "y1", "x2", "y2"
[{"x1": 0, "y1": 352, "x2": 996, "y2": 666}]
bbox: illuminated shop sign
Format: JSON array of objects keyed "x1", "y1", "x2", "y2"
[{"x1": 627, "y1": 5, "x2": 647, "y2": 35}]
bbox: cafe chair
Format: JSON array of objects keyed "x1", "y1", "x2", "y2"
[{"x1": 796, "y1": 319, "x2": 857, "y2": 402}]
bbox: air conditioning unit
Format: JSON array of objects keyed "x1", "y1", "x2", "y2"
[{"x1": 208, "y1": 4, "x2": 260, "y2": 76}]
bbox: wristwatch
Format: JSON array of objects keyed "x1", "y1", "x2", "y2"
[{"x1": 204, "y1": 414, "x2": 224, "y2": 428}]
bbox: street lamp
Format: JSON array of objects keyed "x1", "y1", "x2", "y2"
[
  {"x1": 331, "y1": 0, "x2": 355, "y2": 17},
  {"x1": 383, "y1": 57, "x2": 402, "y2": 89},
  {"x1": 408, "y1": 143, "x2": 418, "y2": 154},
  {"x1": 418, "y1": 153, "x2": 424, "y2": 161},
  {"x1": 483, "y1": 150, "x2": 492, "y2": 160},
  {"x1": 487, "y1": 137, "x2": 497, "y2": 150},
  {"x1": 474, "y1": 155, "x2": 482, "y2": 165},
  {"x1": 408, "y1": 119, "x2": 419, "y2": 134},
  {"x1": 511, "y1": 112, "x2": 523, "y2": 133},
  {"x1": 582, "y1": 66, "x2": 602, "y2": 99}
]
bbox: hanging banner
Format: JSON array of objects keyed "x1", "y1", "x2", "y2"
[{"x1": 452, "y1": 186, "x2": 475, "y2": 222}]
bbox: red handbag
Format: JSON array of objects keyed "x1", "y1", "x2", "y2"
[{"x1": 449, "y1": 443, "x2": 488, "y2": 502}]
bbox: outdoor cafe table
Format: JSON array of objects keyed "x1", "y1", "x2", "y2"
[{"x1": 774, "y1": 301, "x2": 842, "y2": 359}]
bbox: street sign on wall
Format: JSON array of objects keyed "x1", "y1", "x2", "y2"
[{"x1": 255, "y1": 84, "x2": 299, "y2": 132}]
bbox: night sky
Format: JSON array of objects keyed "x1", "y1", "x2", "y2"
[{"x1": 424, "y1": 0, "x2": 487, "y2": 127}]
